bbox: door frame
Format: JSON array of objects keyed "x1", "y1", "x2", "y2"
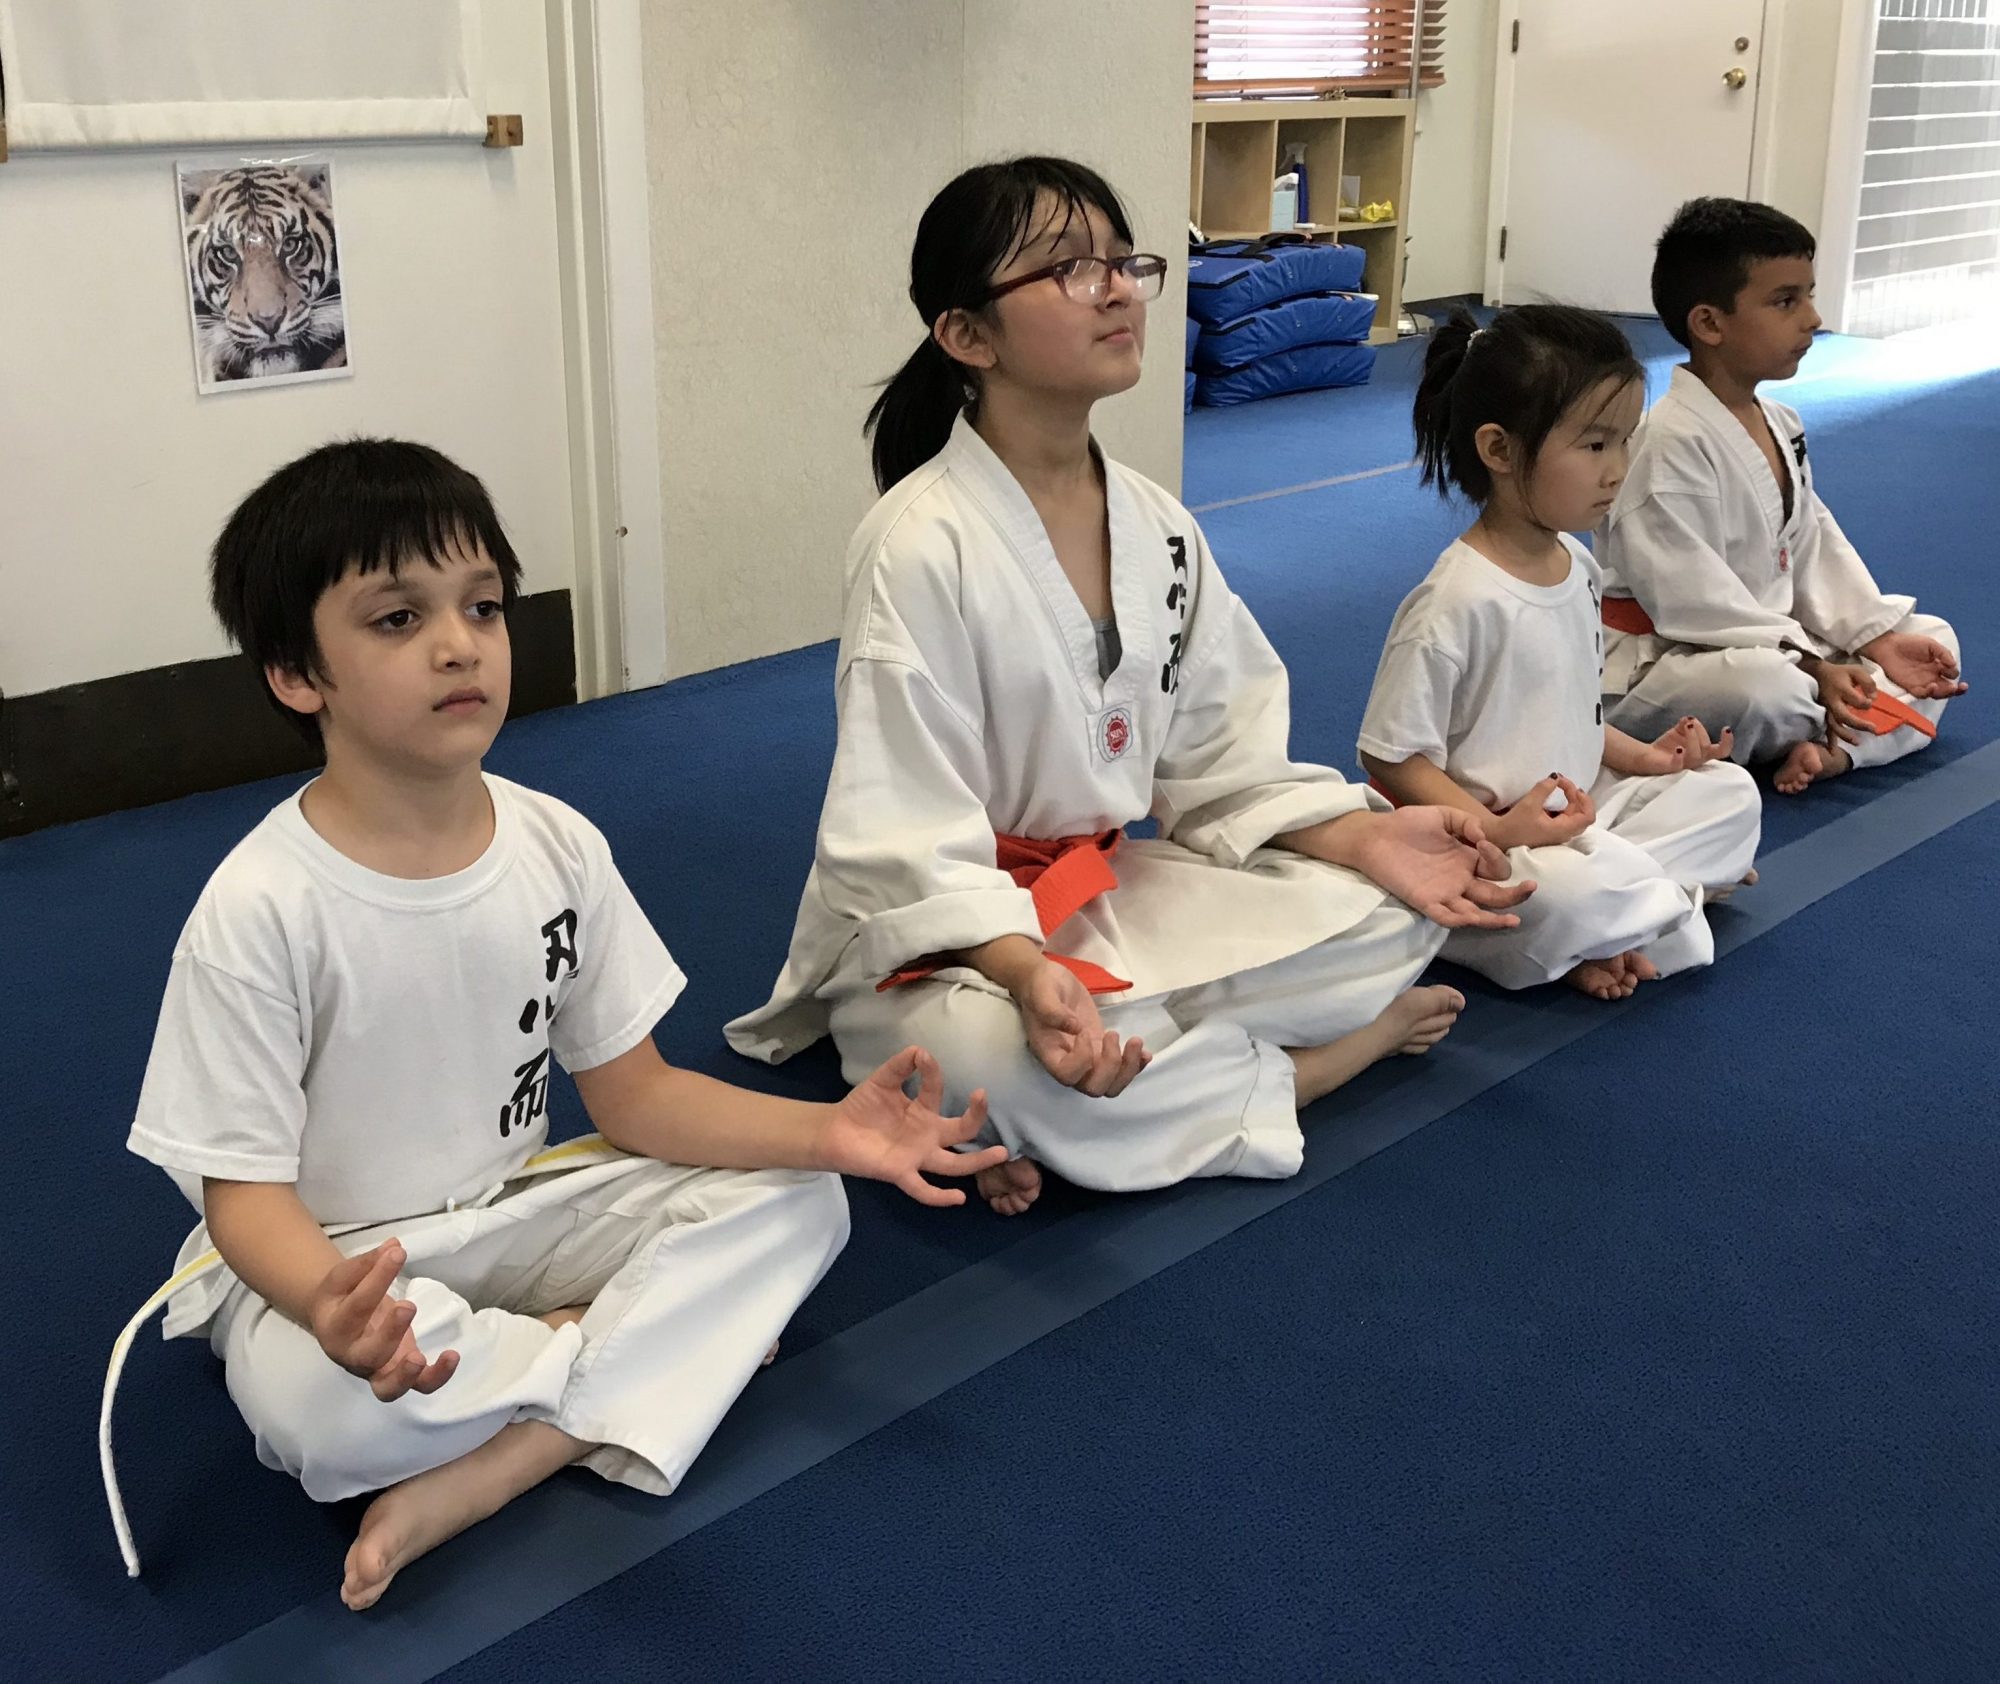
[
  {"x1": 1484, "y1": 0, "x2": 1788, "y2": 307},
  {"x1": 1814, "y1": 0, "x2": 1880, "y2": 335},
  {"x1": 545, "y1": 0, "x2": 669, "y2": 698}
]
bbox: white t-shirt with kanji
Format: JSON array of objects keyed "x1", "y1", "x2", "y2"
[
  {"x1": 1357, "y1": 535, "x2": 1607, "y2": 811},
  {"x1": 129, "y1": 774, "x2": 685, "y2": 1228}
]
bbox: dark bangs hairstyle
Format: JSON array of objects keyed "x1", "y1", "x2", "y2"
[
  {"x1": 210, "y1": 438, "x2": 522, "y2": 739},
  {"x1": 865, "y1": 156, "x2": 1134, "y2": 492}
]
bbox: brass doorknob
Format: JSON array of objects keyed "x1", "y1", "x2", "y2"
[{"x1": 1723, "y1": 66, "x2": 1748, "y2": 89}]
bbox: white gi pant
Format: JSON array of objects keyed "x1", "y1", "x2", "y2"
[
  {"x1": 1607, "y1": 612, "x2": 1960, "y2": 770},
  {"x1": 1442, "y1": 761, "x2": 1762, "y2": 990},
  {"x1": 211, "y1": 1154, "x2": 849, "y2": 1503},
  {"x1": 828, "y1": 901, "x2": 1446, "y2": 1193}
]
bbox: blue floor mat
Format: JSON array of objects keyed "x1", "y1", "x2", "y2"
[
  {"x1": 5, "y1": 321, "x2": 1992, "y2": 1678},
  {"x1": 444, "y1": 809, "x2": 2000, "y2": 1683}
]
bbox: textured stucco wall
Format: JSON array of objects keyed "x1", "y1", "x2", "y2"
[{"x1": 640, "y1": 0, "x2": 1193, "y2": 676}]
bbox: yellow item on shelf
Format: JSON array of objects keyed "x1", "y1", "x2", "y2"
[{"x1": 1360, "y1": 199, "x2": 1395, "y2": 223}]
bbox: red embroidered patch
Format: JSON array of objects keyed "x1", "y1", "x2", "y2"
[{"x1": 1099, "y1": 707, "x2": 1133, "y2": 761}]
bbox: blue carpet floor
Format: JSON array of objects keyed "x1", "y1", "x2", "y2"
[
  {"x1": 5, "y1": 318, "x2": 1994, "y2": 1680},
  {"x1": 442, "y1": 809, "x2": 2000, "y2": 1684}
]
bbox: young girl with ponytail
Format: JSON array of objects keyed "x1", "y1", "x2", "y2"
[
  {"x1": 730, "y1": 158, "x2": 1534, "y2": 1213},
  {"x1": 1358, "y1": 306, "x2": 1762, "y2": 1000}
]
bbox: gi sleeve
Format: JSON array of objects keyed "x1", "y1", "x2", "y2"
[
  {"x1": 1152, "y1": 526, "x2": 1383, "y2": 867},
  {"x1": 1790, "y1": 493, "x2": 1915, "y2": 655}
]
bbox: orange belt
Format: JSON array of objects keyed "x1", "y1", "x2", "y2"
[
  {"x1": 1851, "y1": 690, "x2": 1938, "y2": 740},
  {"x1": 1600, "y1": 597, "x2": 1934, "y2": 739},
  {"x1": 878, "y1": 830, "x2": 1134, "y2": 996},
  {"x1": 1600, "y1": 596, "x2": 1656, "y2": 636}
]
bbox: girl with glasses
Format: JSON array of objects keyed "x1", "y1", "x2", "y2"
[{"x1": 730, "y1": 157, "x2": 1530, "y2": 1215}]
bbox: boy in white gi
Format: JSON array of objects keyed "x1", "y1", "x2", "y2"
[
  {"x1": 1600, "y1": 198, "x2": 1965, "y2": 794},
  {"x1": 1361, "y1": 306, "x2": 1762, "y2": 999},
  {"x1": 730, "y1": 158, "x2": 1536, "y2": 1216},
  {"x1": 118, "y1": 441, "x2": 999, "y2": 1609}
]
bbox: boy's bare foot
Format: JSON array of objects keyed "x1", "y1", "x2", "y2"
[
  {"x1": 763, "y1": 1341, "x2": 780, "y2": 1367},
  {"x1": 1288, "y1": 984, "x2": 1465, "y2": 1106},
  {"x1": 1568, "y1": 957, "x2": 1634, "y2": 999},
  {"x1": 342, "y1": 1420, "x2": 586, "y2": 1611},
  {"x1": 1775, "y1": 741, "x2": 1852, "y2": 795},
  {"x1": 976, "y1": 1156, "x2": 1042, "y2": 1217}
]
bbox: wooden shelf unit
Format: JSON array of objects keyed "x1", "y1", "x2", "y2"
[{"x1": 1190, "y1": 97, "x2": 1415, "y2": 345}]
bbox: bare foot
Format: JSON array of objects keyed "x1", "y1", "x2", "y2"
[
  {"x1": 1774, "y1": 741, "x2": 1852, "y2": 795},
  {"x1": 763, "y1": 1341, "x2": 780, "y2": 1367},
  {"x1": 1568, "y1": 950, "x2": 1656, "y2": 1000},
  {"x1": 342, "y1": 1421, "x2": 586, "y2": 1611},
  {"x1": 1707, "y1": 867, "x2": 1758, "y2": 905},
  {"x1": 976, "y1": 1156, "x2": 1043, "y2": 1217},
  {"x1": 1568, "y1": 957, "x2": 1634, "y2": 1000},
  {"x1": 1378, "y1": 982, "x2": 1465, "y2": 1054},
  {"x1": 1288, "y1": 985, "x2": 1465, "y2": 1106}
]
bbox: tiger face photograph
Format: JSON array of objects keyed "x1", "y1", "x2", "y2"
[{"x1": 177, "y1": 159, "x2": 350, "y2": 393}]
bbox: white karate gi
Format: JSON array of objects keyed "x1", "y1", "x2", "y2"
[
  {"x1": 110, "y1": 777, "x2": 846, "y2": 1570},
  {"x1": 726, "y1": 416, "x2": 1444, "y2": 1191},
  {"x1": 1599, "y1": 365, "x2": 1958, "y2": 767},
  {"x1": 1358, "y1": 537, "x2": 1761, "y2": 990}
]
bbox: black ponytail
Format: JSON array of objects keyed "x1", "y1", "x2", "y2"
[
  {"x1": 1410, "y1": 303, "x2": 1643, "y2": 504},
  {"x1": 866, "y1": 155, "x2": 1134, "y2": 492},
  {"x1": 1412, "y1": 308, "x2": 1481, "y2": 494},
  {"x1": 866, "y1": 337, "x2": 978, "y2": 499}
]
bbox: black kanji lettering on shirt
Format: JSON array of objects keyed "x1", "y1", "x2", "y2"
[
  {"x1": 1161, "y1": 535, "x2": 1191, "y2": 694},
  {"x1": 541, "y1": 908, "x2": 580, "y2": 983},
  {"x1": 499, "y1": 1049, "x2": 551, "y2": 1138}
]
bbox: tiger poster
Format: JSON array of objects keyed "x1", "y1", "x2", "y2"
[{"x1": 176, "y1": 157, "x2": 351, "y2": 395}]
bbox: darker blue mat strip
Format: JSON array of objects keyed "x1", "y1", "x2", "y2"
[{"x1": 162, "y1": 736, "x2": 2000, "y2": 1684}]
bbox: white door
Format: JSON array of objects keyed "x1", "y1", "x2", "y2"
[{"x1": 1489, "y1": 0, "x2": 1768, "y2": 312}]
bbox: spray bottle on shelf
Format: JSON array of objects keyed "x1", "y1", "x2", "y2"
[
  {"x1": 1281, "y1": 142, "x2": 1311, "y2": 225},
  {"x1": 1270, "y1": 168, "x2": 1298, "y2": 233}
]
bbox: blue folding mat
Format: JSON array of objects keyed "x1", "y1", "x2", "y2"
[
  {"x1": 1184, "y1": 313, "x2": 1199, "y2": 413},
  {"x1": 1189, "y1": 237, "x2": 1377, "y2": 407},
  {"x1": 1194, "y1": 290, "x2": 1378, "y2": 371},
  {"x1": 1197, "y1": 340, "x2": 1378, "y2": 407},
  {"x1": 1185, "y1": 235, "x2": 1367, "y2": 325}
]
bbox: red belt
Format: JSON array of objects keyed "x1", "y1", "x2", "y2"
[
  {"x1": 1600, "y1": 596, "x2": 1656, "y2": 636},
  {"x1": 878, "y1": 830, "x2": 1133, "y2": 995}
]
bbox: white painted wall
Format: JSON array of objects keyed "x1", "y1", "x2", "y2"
[
  {"x1": 0, "y1": 0, "x2": 575, "y2": 697},
  {"x1": 1407, "y1": 0, "x2": 1501, "y2": 301},
  {"x1": 1757, "y1": 0, "x2": 1845, "y2": 234},
  {"x1": 638, "y1": 0, "x2": 1193, "y2": 678}
]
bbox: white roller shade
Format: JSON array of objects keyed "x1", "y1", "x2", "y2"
[{"x1": 0, "y1": 0, "x2": 483, "y2": 151}]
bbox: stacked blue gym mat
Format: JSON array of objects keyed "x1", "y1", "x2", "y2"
[{"x1": 1187, "y1": 236, "x2": 1378, "y2": 407}]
